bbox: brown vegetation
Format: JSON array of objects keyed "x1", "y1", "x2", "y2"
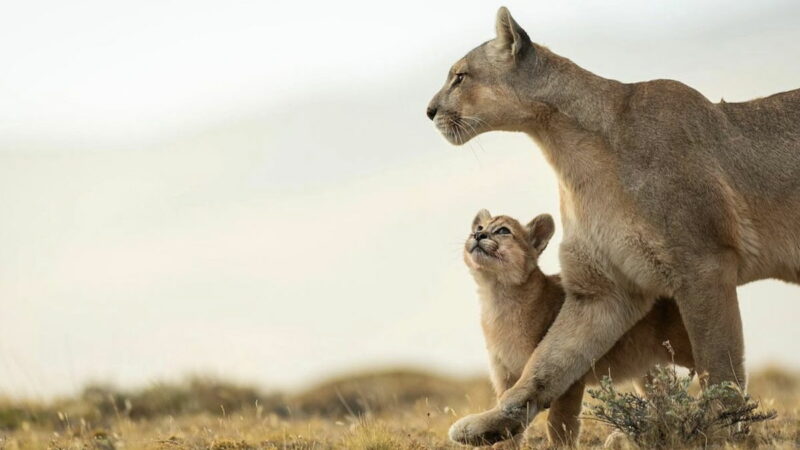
[{"x1": 0, "y1": 366, "x2": 796, "y2": 449}]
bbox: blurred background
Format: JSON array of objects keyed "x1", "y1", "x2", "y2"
[{"x1": 2, "y1": 0, "x2": 799, "y2": 400}]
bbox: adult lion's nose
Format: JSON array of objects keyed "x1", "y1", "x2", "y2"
[{"x1": 426, "y1": 106, "x2": 437, "y2": 120}]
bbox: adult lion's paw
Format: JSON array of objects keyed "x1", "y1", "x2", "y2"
[{"x1": 448, "y1": 406, "x2": 534, "y2": 446}]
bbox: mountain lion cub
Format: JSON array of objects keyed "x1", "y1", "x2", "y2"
[{"x1": 465, "y1": 209, "x2": 694, "y2": 446}]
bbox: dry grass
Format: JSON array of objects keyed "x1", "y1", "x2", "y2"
[{"x1": 0, "y1": 367, "x2": 797, "y2": 449}]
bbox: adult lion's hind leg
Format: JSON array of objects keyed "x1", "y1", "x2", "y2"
[{"x1": 675, "y1": 251, "x2": 745, "y2": 388}]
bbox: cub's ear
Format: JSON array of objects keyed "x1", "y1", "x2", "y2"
[
  {"x1": 473, "y1": 209, "x2": 492, "y2": 227},
  {"x1": 526, "y1": 214, "x2": 555, "y2": 253},
  {"x1": 493, "y1": 7, "x2": 531, "y2": 59}
]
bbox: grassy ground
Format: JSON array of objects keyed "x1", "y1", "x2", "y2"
[{"x1": 0, "y1": 367, "x2": 797, "y2": 449}]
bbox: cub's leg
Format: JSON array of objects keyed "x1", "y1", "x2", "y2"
[
  {"x1": 547, "y1": 380, "x2": 584, "y2": 447},
  {"x1": 489, "y1": 354, "x2": 516, "y2": 397},
  {"x1": 675, "y1": 251, "x2": 745, "y2": 388},
  {"x1": 449, "y1": 241, "x2": 656, "y2": 446}
]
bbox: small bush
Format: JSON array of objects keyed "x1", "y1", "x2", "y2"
[
  {"x1": 586, "y1": 365, "x2": 777, "y2": 449},
  {"x1": 0, "y1": 403, "x2": 39, "y2": 430}
]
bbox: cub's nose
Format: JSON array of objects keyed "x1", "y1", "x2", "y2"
[
  {"x1": 426, "y1": 106, "x2": 437, "y2": 120},
  {"x1": 475, "y1": 232, "x2": 488, "y2": 241}
]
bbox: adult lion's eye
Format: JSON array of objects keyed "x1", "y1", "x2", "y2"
[
  {"x1": 495, "y1": 227, "x2": 511, "y2": 235},
  {"x1": 454, "y1": 73, "x2": 466, "y2": 84}
]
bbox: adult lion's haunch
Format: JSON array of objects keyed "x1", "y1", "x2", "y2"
[{"x1": 428, "y1": 7, "x2": 800, "y2": 447}]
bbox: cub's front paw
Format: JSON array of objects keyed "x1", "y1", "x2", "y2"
[{"x1": 448, "y1": 406, "x2": 533, "y2": 446}]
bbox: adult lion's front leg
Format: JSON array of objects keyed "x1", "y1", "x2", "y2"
[
  {"x1": 448, "y1": 404, "x2": 533, "y2": 446},
  {"x1": 450, "y1": 242, "x2": 657, "y2": 446}
]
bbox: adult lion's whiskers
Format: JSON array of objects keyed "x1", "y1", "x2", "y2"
[
  {"x1": 456, "y1": 118, "x2": 484, "y2": 162},
  {"x1": 449, "y1": 118, "x2": 460, "y2": 144},
  {"x1": 452, "y1": 118, "x2": 482, "y2": 164},
  {"x1": 449, "y1": 117, "x2": 465, "y2": 145},
  {"x1": 463, "y1": 115, "x2": 488, "y2": 127},
  {"x1": 460, "y1": 117, "x2": 488, "y2": 155}
]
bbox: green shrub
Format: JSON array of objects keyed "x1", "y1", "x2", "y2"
[{"x1": 586, "y1": 365, "x2": 776, "y2": 449}]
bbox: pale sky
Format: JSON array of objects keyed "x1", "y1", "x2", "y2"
[{"x1": 1, "y1": 0, "x2": 799, "y2": 398}]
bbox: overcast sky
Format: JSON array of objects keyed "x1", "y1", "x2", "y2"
[{"x1": 1, "y1": 0, "x2": 799, "y2": 398}]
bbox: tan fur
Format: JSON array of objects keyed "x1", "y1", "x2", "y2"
[
  {"x1": 466, "y1": 211, "x2": 693, "y2": 446},
  {"x1": 430, "y1": 7, "x2": 800, "y2": 446}
]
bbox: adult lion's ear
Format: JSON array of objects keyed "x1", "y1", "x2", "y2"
[
  {"x1": 526, "y1": 214, "x2": 555, "y2": 254},
  {"x1": 473, "y1": 209, "x2": 492, "y2": 227},
  {"x1": 493, "y1": 7, "x2": 531, "y2": 59}
]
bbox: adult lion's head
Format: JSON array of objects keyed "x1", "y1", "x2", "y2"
[{"x1": 427, "y1": 7, "x2": 549, "y2": 145}]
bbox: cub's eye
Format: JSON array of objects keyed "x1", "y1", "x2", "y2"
[
  {"x1": 476, "y1": 225, "x2": 483, "y2": 231},
  {"x1": 454, "y1": 73, "x2": 466, "y2": 85},
  {"x1": 495, "y1": 227, "x2": 511, "y2": 235}
]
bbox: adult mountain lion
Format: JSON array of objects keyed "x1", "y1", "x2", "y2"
[
  {"x1": 464, "y1": 209, "x2": 693, "y2": 446},
  {"x1": 427, "y1": 7, "x2": 800, "y2": 446}
]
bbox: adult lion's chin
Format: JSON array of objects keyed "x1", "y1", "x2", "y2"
[
  {"x1": 439, "y1": 125, "x2": 473, "y2": 146},
  {"x1": 444, "y1": 131, "x2": 468, "y2": 146},
  {"x1": 434, "y1": 115, "x2": 480, "y2": 146}
]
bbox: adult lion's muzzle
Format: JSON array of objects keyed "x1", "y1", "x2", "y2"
[{"x1": 426, "y1": 93, "x2": 441, "y2": 121}]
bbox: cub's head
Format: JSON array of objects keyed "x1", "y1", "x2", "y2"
[
  {"x1": 427, "y1": 7, "x2": 545, "y2": 145},
  {"x1": 464, "y1": 209, "x2": 555, "y2": 285}
]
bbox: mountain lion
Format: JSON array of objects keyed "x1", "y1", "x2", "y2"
[{"x1": 428, "y1": 7, "x2": 800, "y2": 446}]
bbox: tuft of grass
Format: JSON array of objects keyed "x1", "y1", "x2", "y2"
[
  {"x1": 338, "y1": 420, "x2": 405, "y2": 450},
  {"x1": 208, "y1": 439, "x2": 254, "y2": 450},
  {"x1": 586, "y1": 365, "x2": 777, "y2": 449}
]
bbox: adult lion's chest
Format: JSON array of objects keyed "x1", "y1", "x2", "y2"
[{"x1": 559, "y1": 182, "x2": 678, "y2": 294}]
